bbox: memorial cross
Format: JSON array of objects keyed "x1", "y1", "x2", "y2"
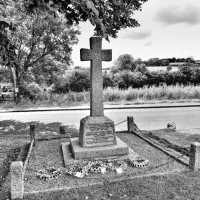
[{"x1": 80, "y1": 37, "x2": 112, "y2": 117}]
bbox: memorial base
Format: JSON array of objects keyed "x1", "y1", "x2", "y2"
[
  {"x1": 79, "y1": 116, "x2": 116, "y2": 148},
  {"x1": 71, "y1": 137, "x2": 128, "y2": 160},
  {"x1": 62, "y1": 137, "x2": 139, "y2": 167}
]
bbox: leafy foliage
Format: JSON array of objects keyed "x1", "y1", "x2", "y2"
[
  {"x1": 0, "y1": 0, "x2": 148, "y2": 69},
  {"x1": 54, "y1": 69, "x2": 90, "y2": 93},
  {"x1": 144, "y1": 57, "x2": 195, "y2": 66},
  {"x1": 0, "y1": 0, "x2": 17, "y2": 66},
  {"x1": 103, "y1": 72, "x2": 115, "y2": 88},
  {"x1": 24, "y1": 0, "x2": 148, "y2": 39},
  {"x1": 111, "y1": 54, "x2": 137, "y2": 73},
  {"x1": 1, "y1": 0, "x2": 80, "y2": 91}
]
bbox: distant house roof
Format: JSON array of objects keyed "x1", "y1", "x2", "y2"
[
  {"x1": 195, "y1": 60, "x2": 200, "y2": 64},
  {"x1": 169, "y1": 62, "x2": 187, "y2": 66}
]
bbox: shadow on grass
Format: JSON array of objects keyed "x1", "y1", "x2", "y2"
[
  {"x1": 185, "y1": 134, "x2": 200, "y2": 143},
  {"x1": 0, "y1": 120, "x2": 79, "y2": 138}
]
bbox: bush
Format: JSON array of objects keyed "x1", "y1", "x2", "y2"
[
  {"x1": 67, "y1": 69, "x2": 90, "y2": 92},
  {"x1": 103, "y1": 73, "x2": 115, "y2": 88},
  {"x1": 109, "y1": 65, "x2": 200, "y2": 89},
  {"x1": 53, "y1": 69, "x2": 90, "y2": 93},
  {"x1": 19, "y1": 83, "x2": 43, "y2": 101}
]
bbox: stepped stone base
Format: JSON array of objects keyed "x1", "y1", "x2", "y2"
[
  {"x1": 62, "y1": 137, "x2": 139, "y2": 166},
  {"x1": 71, "y1": 137, "x2": 128, "y2": 160}
]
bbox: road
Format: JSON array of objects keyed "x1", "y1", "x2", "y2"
[{"x1": 1, "y1": 107, "x2": 200, "y2": 131}]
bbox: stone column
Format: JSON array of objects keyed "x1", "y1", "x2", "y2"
[
  {"x1": 189, "y1": 142, "x2": 200, "y2": 171},
  {"x1": 11, "y1": 161, "x2": 24, "y2": 199}
]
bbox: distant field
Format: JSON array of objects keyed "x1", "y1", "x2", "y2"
[
  {"x1": 103, "y1": 66, "x2": 178, "y2": 73},
  {"x1": 147, "y1": 66, "x2": 178, "y2": 72}
]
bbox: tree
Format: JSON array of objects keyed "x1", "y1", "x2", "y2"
[
  {"x1": 145, "y1": 58, "x2": 161, "y2": 66},
  {"x1": 4, "y1": 0, "x2": 80, "y2": 90},
  {"x1": 186, "y1": 57, "x2": 195, "y2": 64},
  {"x1": 0, "y1": 0, "x2": 148, "y2": 67},
  {"x1": 111, "y1": 54, "x2": 136, "y2": 73},
  {"x1": 0, "y1": 66, "x2": 11, "y2": 83},
  {"x1": 103, "y1": 72, "x2": 115, "y2": 88},
  {"x1": 170, "y1": 57, "x2": 176, "y2": 63},
  {"x1": 161, "y1": 59, "x2": 170, "y2": 66},
  {"x1": 179, "y1": 65, "x2": 193, "y2": 83},
  {"x1": 114, "y1": 70, "x2": 135, "y2": 88},
  {"x1": 166, "y1": 65, "x2": 172, "y2": 72},
  {"x1": 65, "y1": 69, "x2": 90, "y2": 92},
  {"x1": 25, "y1": 0, "x2": 148, "y2": 38},
  {"x1": 135, "y1": 63, "x2": 148, "y2": 74}
]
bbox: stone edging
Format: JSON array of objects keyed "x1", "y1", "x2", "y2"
[
  {"x1": 11, "y1": 140, "x2": 35, "y2": 199},
  {"x1": 23, "y1": 140, "x2": 34, "y2": 170}
]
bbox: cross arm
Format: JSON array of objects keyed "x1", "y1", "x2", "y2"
[
  {"x1": 80, "y1": 48, "x2": 94, "y2": 61},
  {"x1": 101, "y1": 49, "x2": 112, "y2": 61}
]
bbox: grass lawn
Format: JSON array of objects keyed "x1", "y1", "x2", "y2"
[
  {"x1": 23, "y1": 170, "x2": 200, "y2": 200},
  {"x1": 0, "y1": 123, "x2": 200, "y2": 199},
  {"x1": 143, "y1": 128, "x2": 200, "y2": 148}
]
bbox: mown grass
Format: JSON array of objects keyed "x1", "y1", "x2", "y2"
[{"x1": 1, "y1": 84, "x2": 200, "y2": 109}]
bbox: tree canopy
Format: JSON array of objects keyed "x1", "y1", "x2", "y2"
[
  {"x1": 111, "y1": 54, "x2": 137, "y2": 73},
  {"x1": 24, "y1": 0, "x2": 148, "y2": 38},
  {"x1": 0, "y1": 0, "x2": 148, "y2": 67},
  {"x1": 0, "y1": 0, "x2": 80, "y2": 88}
]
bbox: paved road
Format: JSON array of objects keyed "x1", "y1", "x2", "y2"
[{"x1": 1, "y1": 107, "x2": 200, "y2": 131}]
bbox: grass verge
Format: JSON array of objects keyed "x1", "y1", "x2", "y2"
[{"x1": 24, "y1": 170, "x2": 200, "y2": 200}]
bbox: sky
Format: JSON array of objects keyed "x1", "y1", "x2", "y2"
[{"x1": 71, "y1": 0, "x2": 200, "y2": 68}]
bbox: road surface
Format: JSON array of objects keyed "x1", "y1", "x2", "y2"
[{"x1": 1, "y1": 107, "x2": 200, "y2": 131}]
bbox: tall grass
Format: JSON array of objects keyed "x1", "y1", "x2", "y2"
[
  {"x1": 103, "y1": 84, "x2": 200, "y2": 102},
  {"x1": 15, "y1": 91, "x2": 90, "y2": 107},
  {"x1": 7, "y1": 84, "x2": 200, "y2": 108}
]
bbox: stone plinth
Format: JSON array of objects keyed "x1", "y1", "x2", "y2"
[
  {"x1": 11, "y1": 161, "x2": 24, "y2": 199},
  {"x1": 70, "y1": 137, "x2": 129, "y2": 160},
  {"x1": 79, "y1": 116, "x2": 116, "y2": 148},
  {"x1": 189, "y1": 142, "x2": 200, "y2": 171}
]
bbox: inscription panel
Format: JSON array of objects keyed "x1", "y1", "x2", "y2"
[{"x1": 85, "y1": 123, "x2": 115, "y2": 146}]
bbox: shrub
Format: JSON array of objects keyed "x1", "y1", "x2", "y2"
[{"x1": 103, "y1": 73, "x2": 115, "y2": 88}]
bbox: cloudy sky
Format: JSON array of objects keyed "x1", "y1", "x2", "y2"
[{"x1": 71, "y1": 0, "x2": 200, "y2": 68}]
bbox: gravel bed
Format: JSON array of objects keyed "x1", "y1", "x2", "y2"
[{"x1": 24, "y1": 133, "x2": 187, "y2": 193}]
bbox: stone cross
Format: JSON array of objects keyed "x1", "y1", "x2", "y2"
[{"x1": 80, "y1": 37, "x2": 112, "y2": 117}]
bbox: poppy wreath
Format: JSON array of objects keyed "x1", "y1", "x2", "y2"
[
  {"x1": 35, "y1": 167, "x2": 61, "y2": 180},
  {"x1": 128, "y1": 158, "x2": 150, "y2": 168},
  {"x1": 65, "y1": 159, "x2": 127, "y2": 178}
]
